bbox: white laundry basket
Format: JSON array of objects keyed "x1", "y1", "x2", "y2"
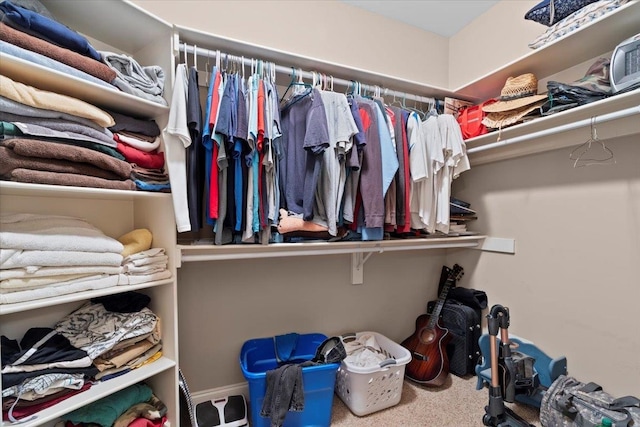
[{"x1": 335, "y1": 331, "x2": 411, "y2": 416}]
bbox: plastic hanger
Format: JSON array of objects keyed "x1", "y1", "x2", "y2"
[
  {"x1": 193, "y1": 44, "x2": 197, "y2": 71},
  {"x1": 279, "y1": 68, "x2": 312, "y2": 104},
  {"x1": 569, "y1": 117, "x2": 616, "y2": 167},
  {"x1": 204, "y1": 49, "x2": 210, "y2": 86}
]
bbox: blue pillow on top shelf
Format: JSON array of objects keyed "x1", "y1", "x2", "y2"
[{"x1": 524, "y1": 0, "x2": 599, "y2": 26}]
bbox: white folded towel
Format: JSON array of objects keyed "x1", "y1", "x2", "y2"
[
  {"x1": 0, "y1": 213, "x2": 123, "y2": 253},
  {"x1": 1, "y1": 249, "x2": 123, "y2": 270},
  {"x1": 0, "y1": 274, "x2": 118, "y2": 304},
  {"x1": 116, "y1": 132, "x2": 160, "y2": 152},
  {"x1": 0, "y1": 265, "x2": 123, "y2": 280},
  {"x1": 1, "y1": 273, "x2": 97, "y2": 290},
  {"x1": 123, "y1": 248, "x2": 165, "y2": 263},
  {"x1": 125, "y1": 255, "x2": 168, "y2": 268},
  {"x1": 118, "y1": 270, "x2": 171, "y2": 285},
  {"x1": 123, "y1": 262, "x2": 167, "y2": 275}
]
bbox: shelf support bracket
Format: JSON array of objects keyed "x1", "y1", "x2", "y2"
[
  {"x1": 474, "y1": 237, "x2": 515, "y2": 254},
  {"x1": 351, "y1": 246, "x2": 382, "y2": 285}
]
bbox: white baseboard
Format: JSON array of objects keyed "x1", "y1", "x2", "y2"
[{"x1": 191, "y1": 382, "x2": 250, "y2": 405}]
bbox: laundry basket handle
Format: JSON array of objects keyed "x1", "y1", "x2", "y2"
[{"x1": 380, "y1": 358, "x2": 397, "y2": 368}]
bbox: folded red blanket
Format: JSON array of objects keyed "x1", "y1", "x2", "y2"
[{"x1": 116, "y1": 142, "x2": 165, "y2": 170}]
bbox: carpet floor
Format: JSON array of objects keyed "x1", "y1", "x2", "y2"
[{"x1": 330, "y1": 374, "x2": 541, "y2": 426}]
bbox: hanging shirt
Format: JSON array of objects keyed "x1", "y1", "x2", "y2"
[
  {"x1": 353, "y1": 97, "x2": 384, "y2": 231},
  {"x1": 162, "y1": 63, "x2": 191, "y2": 232},
  {"x1": 342, "y1": 95, "x2": 366, "y2": 224},
  {"x1": 186, "y1": 66, "x2": 204, "y2": 231},
  {"x1": 398, "y1": 109, "x2": 412, "y2": 233},
  {"x1": 235, "y1": 76, "x2": 249, "y2": 235},
  {"x1": 436, "y1": 114, "x2": 470, "y2": 234},
  {"x1": 243, "y1": 74, "x2": 258, "y2": 241},
  {"x1": 264, "y1": 79, "x2": 282, "y2": 225},
  {"x1": 410, "y1": 113, "x2": 445, "y2": 232},
  {"x1": 202, "y1": 68, "x2": 222, "y2": 225},
  {"x1": 408, "y1": 112, "x2": 432, "y2": 231},
  {"x1": 314, "y1": 90, "x2": 358, "y2": 236},
  {"x1": 279, "y1": 88, "x2": 330, "y2": 220},
  {"x1": 216, "y1": 73, "x2": 239, "y2": 233},
  {"x1": 389, "y1": 106, "x2": 408, "y2": 231}
]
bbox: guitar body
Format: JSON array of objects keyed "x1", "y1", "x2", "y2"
[
  {"x1": 401, "y1": 264, "x2": 463, "y2": 387},
  {"x1": 401, "y1": 313, "x2": 452, "y2": 386}
]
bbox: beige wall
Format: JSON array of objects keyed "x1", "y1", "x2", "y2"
[
  {"x1": 131, "y1": 0, "x2": 450, "y2": 89},
  {"x1": 453, "y1": 135, "x2": 640, "y2": 397},
  {"x1": 177, "y1": 252, "x2": 451, "y2": 391},
  {"x1": 449, "y1": 0, "x2": 543, "y2": 89},
  {"x1": 128, "y1": 0, "x2": 640, "y2": 397}
]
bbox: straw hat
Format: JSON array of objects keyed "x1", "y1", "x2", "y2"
[
  {"x1": 482, "y1": 100, "x2": 545, "y2": 129},
  {"x1": 482, "y1": 73, "x2": 547, "y2": 113}
]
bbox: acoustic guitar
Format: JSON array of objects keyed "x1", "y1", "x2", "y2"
[{"x1": 401, "y1": 264, "x2": 464, "y2": 386}]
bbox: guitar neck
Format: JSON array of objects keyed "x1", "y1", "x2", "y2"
[{"x1": 427, "y1": 265, "x2": 463, "y2": 329}]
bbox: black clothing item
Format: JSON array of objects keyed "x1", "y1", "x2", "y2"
[
  {"x1": 186, "y1": 66, "x2": 204, "y2": 231},
  {"x1": 91, "y1": 291, "x2": 150, "y2": 313}
]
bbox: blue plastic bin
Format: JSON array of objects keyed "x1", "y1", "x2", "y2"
[{"x1": 239, "y1": 333, "x2": 339, "y2": 427}]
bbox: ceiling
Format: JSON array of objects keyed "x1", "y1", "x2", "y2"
[{"x1": 340, "y1": 0, "x2": 500, "y2": 37}]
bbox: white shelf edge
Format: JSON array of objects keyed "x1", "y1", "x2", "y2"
[
  {"x1": 176, "y1": 235, "x2": 518, "y2": 264},
  {"x1": 0, "y1": 53, "x2": 169, "y2": 119},
  {"x1": 0, "y1": 278, "x2": 174, "y2": 316},
  {"x1": 0, "y1": 181, "x2": 172, "y2": 201},
  {"x1": 12, "y1": 357, "x2": 176, "y2": 427}
]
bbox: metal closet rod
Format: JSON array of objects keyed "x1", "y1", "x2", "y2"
[
  {"x1": 179, "y1": 42, "x2": 437, "y2": 106},
  {"x1": 467, "y1": 105, "x2": 640, "y2": 154}
]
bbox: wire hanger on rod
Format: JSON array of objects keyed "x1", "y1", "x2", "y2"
[{"x1": 569, "y1": 116, "x2": 616, "y2": 168}]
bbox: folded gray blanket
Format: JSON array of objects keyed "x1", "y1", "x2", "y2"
[
  {"x1": 101, "y1": 51, "x2": 167, "y2": 106},
  {"x1": 0, "y1": 110, "x2": 114, "y2": 140},
  {"x1": 2, "y1": 119, "x2": 116, "y2": 148}
]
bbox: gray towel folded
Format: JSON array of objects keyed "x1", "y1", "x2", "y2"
[{"x1": 101, "y1": 51, "x2": 167, "y2": 106}]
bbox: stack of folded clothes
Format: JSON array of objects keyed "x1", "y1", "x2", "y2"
[
  {"x1": 2, "y1": 327, "x2": 98, "y2": 423},
  {"x1": 62, "y1": 383, "x2": 169, "y2": 427},
  {"x1": 108, "y1": 111, "x2": 170, "y2": 192},
  {"x1": 1, "y1": 292, "x2": 165, "y2": 424},
  {"x1": 0, "y1": 0, "x2": 167, "y2": 104},
  {"x1": 60, "y1": 292, "x2": 163, "y2": 383},
  {"x1": 0, "y1": 213, "x2": 124, "y2": 305},
  {"x1": 0, "y1": 74, "x2": 140, "y2": 190},
  {"x1": 117, "y1": 228, "x2": 172, "y2": 285}
]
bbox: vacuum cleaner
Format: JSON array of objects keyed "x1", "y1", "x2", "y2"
[{"x1": 482, "y1": 304, "x2": 535, "y2": 427}]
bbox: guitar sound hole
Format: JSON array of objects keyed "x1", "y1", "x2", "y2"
[{"x1": 419, "y1": 329, "x2": 436, "y2": 344}]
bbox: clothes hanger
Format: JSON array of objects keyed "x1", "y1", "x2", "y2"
[
  {"x1": 204, "y1": 49, "x2": 210, "y2": 86},
  {"x1": 279, "y1": 67, "x2": 312, "y2": 103},
  {"x1": 182, "y1": 44, "x2": 188, "y2": 67},
  {"x1": 425, "y1": 97, "x2": 439, "y2": 119},
  {"x1": 569, "y1": 117, "x2": 616, "y2": 167},
  {"x1": 193, "y1": 44, "x2": 197, "y2": 71},
  {"x1": 388, "y1": 90, "x2": 403, "y2": 108}
]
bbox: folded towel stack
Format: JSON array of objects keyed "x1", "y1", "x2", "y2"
[
  {"x1": 116, "y1": 229, "x2": 172, "y2": 285},
  {"x1": 0, "y1": 213, "x2": 124, "y2": 304}
]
